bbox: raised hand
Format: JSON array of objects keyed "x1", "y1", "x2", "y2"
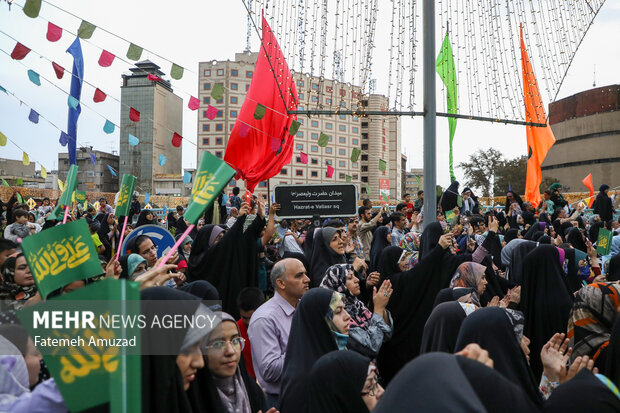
[
  {"x1": 541, "y1": 333, "x2": 571, "y2": 382},
  {"x1": 456, "y1": 343, "x2": 494, "y2": 368},
  {"x1": 561, "y1": 355, "x2": 598, "y2": 384}
]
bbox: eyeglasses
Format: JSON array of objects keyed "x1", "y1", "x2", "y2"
[
  {"x1": 361, "y1": 373, "x2": 381, "y2": 397},
  {"x1": 205, "y1": 337, "x2": 245, "y2": 352}
]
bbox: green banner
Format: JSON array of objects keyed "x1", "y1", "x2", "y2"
[
  {"x1": 351, "y1": 148, "x2": 361, "y2": 163},
  {"x1": 75, "y1": 190, "x2": 87, "y2": 203},
  {"x1": 21, "y1": 219, "x2": 102, "y2": 298},
  {"x1": 436, "y1": 31, "x2": 458, "y2": 182},
  {"x1": 17, "y1": 278, "x2": 141, "y2": 413},
  {"x1": 49, "y1": 164, "x2": 78, "y2": 220},
  {"x1": 597, "y1": 228, "x2": 613, "y2": 256},
  {"x1": 185, "y1": 151, "x2": 236, "y2": 224},
  {"x1": 115, "y1": 174, "x2": 137, "y2": 217}
]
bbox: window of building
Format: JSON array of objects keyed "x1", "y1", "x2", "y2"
[
  {"x1": 204, "y1": 83, "x2": 211, "y2": 90},
  {"x1": 231, "y1": 110, "x2": 238, "y2": 118},
  {"x1": 311, "y1": 121, "x2": 319, "y2": 127},
  {"x1": 259, "y1": 181, "x2": 267, "y2": 187},
  {"x1": 297, "y1": 79, "x2": 304, "y2": 87},
  {"x1": 204, "y1": 69, "x2": 211, "y2": 76},
  {"x1": 296, "y1": 143, "x2": 303, "y2": 150},
  {"x1": 362, "y1": 133, "x2": 368, "y2": 140},
  {"x1": 326, "y1": 98, "x2": 332, "y2": 104},
  {"x1": 326, "y1": 159, "x2": 332, "y2": 165},
  {"x1": 202, "y1": 124, "x2": 210, "y2": 132},
  {"x1": 338, "y1": 149, "x2": 345, "y2": 155},
  {"x1": 231, "y1": 96, "x2": 238, "y2": 104},
  {"x1": 340, "y1": 89, "x2": 346, "y2": 96},
  {"x1": 326, "y1": 86, "x2": 333, "y2": 93},
  {"x1": 352, "y1": 174, "x2": 358, "y2": 179},
  {"x1": 361, "y1": 154, "x2": 368, "y2": 161},
  {"x1": 353, "y1": 117, "x2": 359, "y2": 122},
  {"x1": 326, "y1": 147, "x2": 332, "y2": 154},
  {"x1": 202, "y1": 138, "x2": 209, "y2": 145},
  {"x1": 339, "y1": 173, "x2": 345, "y2": 179},
  {"x1": 311, "y1": 158, "x2": 318, "y2": 164},
  {"x1": 361, "y1": 176, "x2": 368, "y2": 182},
  {"x1": 339, "y1": 137, "x2": 346, "y2": 143},
  {"x1": 281, "y1": 168, "x2": 288, "y2": 175},
  {"x1": 312, "y1": 96, "x2": 318, "y2": 102},
  {"x1": 203, "y1": 97, "x2": 210, "y2": 105},
  {"x1": 231, "y1": 69, "x2": 238, "y2": 76},
  {"x1": 246, "y1": 71, "x2": 253, "y2": 78},
  {"x1": 246, "y1": 84, "x2": 250, "y2": 91},
  {"x1": 362, "y1": 165, "x2": 368, "y2": 172},
  {"x1": 299, "y1": 93, "x2": 304, "y2": 99},
  {"x1": 230, "y1": 123, "x2": 235, "y2": 131},
  {"x1": 311, "y1": 145, "x2": 318, "y2": 152},
  {"x1": 297, "y1": 131, "x2": 304, "y2": 137},
  {"x1": 352, "y1": 162, "x2": 358, "y2": 167},
  {"x1": 362, "y1": 144, "x2": 368, "y2": 150},
  {"x1": 203, "y1": 110, "x2": 208, "y2": 118},
  {"x1": 339, "y1": 125, "x2": 346, "y2": 132},
  {"x1": 362, "y1": 122, "x2": 369, "y2": 128},
  {"x1": 312, "y1": 83, "x2": 319, "y2": 90},
  {"x1": 339, "y1": 161, "x2": 345, "y2": 167},
  {"x1": 87, "y1": 171, "x2": 95, "y2": 177},
  {"x1": 216, "y1": 138, "x2": 223, "y2": 145},
  {"x1": 216, "y1": 69, "x2": 224, "y2": 76},
  {"x1": 296, "y1": 157, "x2": 302, "y2": 163},
  {"x1": 340, "y1": 101, "x2": 346, "y2": 107},
  {"x1": 216, "y1": 124, "x2": 223, "y2": 131},
  {"x1": 311, "y1": 171, "x2": 318, "y2": 177},
  {"x1": 215, "y1": 151, "x2": 223, "y2": 158},
  {"x1": 352, "y1": 138, "x2": 359, "y2": 145},
  {"x1": 296, "y1": 170, "x2": 303, "y2": 176},
  {"x1": 216, "y1": 110, "x2": 223, "y2": 118},
  {"x1": 325, "y1": 123, "x2": 332, "y2": 129},
  {"x1": 311, "y1": 133, "x2": 318, "y2": 140},
  {"x1": 231, "y1": 83, "x2": 238, "y2": 90},
  {"x1": 339, "y1": 114, "x2": 346, "y2": 120},
  {"x1": 216, "y1": 98, "x2": 223, "y2": 104}
]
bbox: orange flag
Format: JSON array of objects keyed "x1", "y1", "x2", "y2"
[
  {"x1": 521, "y1": 25, "x2": 555, "y2": 207},
  {"x1": 582, "y1": 173, "x2": 595, "y2": 207}
]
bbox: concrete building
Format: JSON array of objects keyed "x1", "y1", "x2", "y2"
[
  {"x1": 197, "y1": 51, "x2": 403, "y2": 200},
  {"x1": 405, "y1": 168, "x2": 425, "y2": 197},
  {"x1": 543, "y1": 85, "x2": 620, "y2": 191},
  {"x1": 0, "y1": 157, "x2": 45, "y2": 187},
  {"x1": 58, "y1": 148, "x2": 119, "y2": 193},
  {"x1": 120, "y1": 61, "x2": 183, "y2": 194}
]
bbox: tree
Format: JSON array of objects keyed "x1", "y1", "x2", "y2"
[
  {"x1": 457, "y1": 148, "x2": 504, "y2": 197},
  {"x1": 493, "y1": 155, "x2": 527, "y2": 196}
]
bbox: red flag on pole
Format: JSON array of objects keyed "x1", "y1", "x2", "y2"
[
  {"x1": 224, "y1": 15, "x2": 298, "y2": 192},
  {"x1": 582, "y1": 173, "x2": 595, "y2": 207},
  {"x1": 521, "y1": 25, "x2": 556, "y2": 207}
]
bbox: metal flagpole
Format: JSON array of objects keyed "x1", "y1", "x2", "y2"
[{"x1": 422, "y1": 0, "x2": 437, "y2": 228}]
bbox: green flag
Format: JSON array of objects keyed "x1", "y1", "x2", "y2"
[
  {"x1": 457, "y1": 195, "x2": 463, "y2": 208},
  {"x1": 211, "y1": 83, "x2": 225, "y2": 100},
  {"x1": 378, "y1": 159, "x2": 386, "y2": 172},
  {"x1": 20, "y1": 219, "x2": 102, "y2": 298},
  {"x1": 254, "y1": 103, "x2": 266, "y2": 120},
  {"x1": 75, "y1": 190, "x2": 87, "y2": 203},
  {"x1": 170, "y1": 63, "x2": 184, "y2": 80},
  {"x1": 16, "y1": 178, "x2": 23, "y2": 186},
  {"x1": 351, "y1": 148, "x2": 361, "y2": 162},
  {"x1": 365, "y1": 184, "x2": 372, "y2": 195},
  {"x1": 49, "y1": 165, "x2": 78, "y2": 220},
  {"x1": 1, "y1": 178, "x2": 9, "y2": 187},
  {"x1": 126, "y1": 43, "x2": 143, "y2": 61},
  {"x1": 597, "y1": 228, "x2": 613, "y2": 256},
  {"x1": 185, "y1": 152, "x2": 236, "y2": 224},
  {"x1": 445, "y1": 210, "x2": 456, "y2": 222},
  {"x1": 436, "y1": 31, "x2": 458, "y2": 182},
  {"x1": 318, "y1": 132, "x2": 329, "y2": 147},
  {"x1": 17, "y1": 278, "x2": 141, "y2": 412},
  {"x1": 77, "y1": 20, "x2": 96, "y2": 39},
  {"x1": 16, "y1": 193, "x2": 23, "y2": 204},
  {"x1": 345, "y1": 175, "x2": 352, "y2": 183},
  {"x1": 115, "y1": 174, "x2": 137, "y2": 216},
  {"x1": 23, "y1": 0, "x2": 42, "y2": 18},
  {"x1": 288, "y1": 120, "x2": 301, "y2": 136}
]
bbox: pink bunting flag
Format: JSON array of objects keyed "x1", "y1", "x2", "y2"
[
  {"x1": 98, "y1": 50, "x2": 115, "y2": 67},
  {"x1": 51, "y1": 62, "x2": 64, "y2": 79},
  {"x1": 129, "y1": 107, "x2": 140, "y2": 122},
  {"x1": 11, "y1": 42, "x2": 30, "y2": 60},
  {"x1": 147, "y1": 73, "x2": 161, "y2": 81},
  {"x1": 171, "y1": 132, "x2": 182, "y2": 148},
  {"x1": 206, "y1": 105, "x2": 218, "y2": 120},
  {"x1": 188, "y1": 96, "x2": 200, "y2": 110},
  {"x1": 326, "y1": 165, "x2": 334, "y2": 178},
  {"x1": 269, "y1": 137, "x2": 280, "y2": 152},
  {"x1": 300, "y1": 152, "x2": 308, "y2": 164},
  {"x1": 93, "y1": 88, "x2": 107, "y2": 103},
  {"x1": 46, "y1": 22, "x2": 62, "y2": 42},
  {"x1": 238, "y1": 122, "x2": 250, "y2": 138}
]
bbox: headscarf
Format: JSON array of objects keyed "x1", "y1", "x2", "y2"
[
  {"x1": 567, "y1": 227, "x2": 588, "y2": 252},
  {"x1": 432, "y1": 287, "x2": 475, "y2": 308},
  {"x1": 377, "y1": 246, "x2": 403, "y2": 282},
  {"x1": 127, "y1": 254, "x2": 146, "y2": 279},
  {"x1": 95, "y1": 212, "x2": 118, "y2": 261},
  {"x1": 167, "y1": 211, "x2": 178, "y2": 230},
  {"x1": 420, "y1": 301, "x2": 468, "y2": 354},
  {"x1": 589, "y1": 221, "x2": 605, "y2": 243},
  {"x1": 176, "y1": 234, "x2": 193, "y2": 261},
  {"x1": 501, "y1": 239, "x2": 537, "y2": 284},
  {"x1": 449, "y1": 262, "x2": 486, "y2": 306},
  {"x1": 0, "y1": 255, "x2": 37, "y2": 310},
  {"x1": 594, "y1": 184, "x2": 614, "y2": 222},
  {"x1": 440, "y1": 181, "x2": 459, "y2": 213},
  {"x1": 0, "y1": 334, "x2": 29, "y2": 410},
  {"x1": 568, "y1": 282, "x2": 620, "y2": 365},
  {"x1": 309, "y1": 351, "x2": 371, "y2": 413},
  {"x1": 504, "y1": 228, "x2": 519, "y2": 244},
  {"x1": 545, "y1": 370, "x2": 620, "y2": 413},
  {"x1": 603, "y1": 316, "x2": 620, "y2": 388},
  {"x1": 419, "y1": 221, "x2": 444, "y2": 260},
  {"x1": 320, "y1": 264, "x2": 373, "y2": 328},
  {"x1": 374, "y1": 353, "x2": 539, "y2": 413},
  {"x1": 309, "y1": 228, "x2": 346, "y2": 287},
  {"x1": 136, "y1": 209, "x2": 157, "y2": 228},
  {"x1": 279, "y1": 288, "x2": 338, "y2": 413},
  {"x1": 369, "y1": 226, "x2": 391, "y2": 272},
  {"x1": 609, "y1": 254, "x2": 620, "y2": 282},
  {"x1": 399, "y1": 232, "x2": 420, "y2": 269},
  {"x1": 611, "y1": 236, "x2": 620, "y2": 256}
]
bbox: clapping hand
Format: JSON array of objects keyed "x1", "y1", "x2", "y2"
[{"x1": 541, "y1": 333, "x2": 572, "y2": 383}]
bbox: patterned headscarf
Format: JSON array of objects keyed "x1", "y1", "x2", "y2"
[
  {"x1": 0, "y1": 255, "x2": 38, "y2": 311},
  {"x1": 568, "y1": 282, "x2": 620, "y2": 362},
  {"x1": 449, "y1": 262, "x2": 487, "y2": 306},
  {"x1": 504, "y1": 308, "x2": 525, "y2": 344},
  {"x1": 320, "y1": 264, "x2": 373, "y2": 328},
  {"x1": 400, "y1": 232, "x2": 421, "y2": 269}
]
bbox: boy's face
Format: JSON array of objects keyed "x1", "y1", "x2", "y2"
[{"x1": 17, "y1": 215, "x2": 28, "y2": 224}]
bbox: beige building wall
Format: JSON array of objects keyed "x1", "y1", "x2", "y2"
[{"x1": 405, "y1": 168, "x2": 425, "y2": 196}]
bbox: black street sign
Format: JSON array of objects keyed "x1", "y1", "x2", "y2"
[{"x1": 274, "y1": 183, "x2": 358, "y2": 218}]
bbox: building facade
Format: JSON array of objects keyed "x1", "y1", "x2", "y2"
[
  {"x1": 197, "y1": 52, "x2": 403, "y2": 201},
  {"x1": 58, "y1": 148, "x2": 119, "y2": 193},
  {"x1": 404, "y1": 168, "x2": 425, "y2": 198},
  {"x1": 120, "y1": 61, "x2": 183, "y2": 194},
  {"x1": 542, "y1": 85, "x2": 620, "y2": 191},
  {"x1": 0, "y1": 157, "x2": 44, "y2": 187}
]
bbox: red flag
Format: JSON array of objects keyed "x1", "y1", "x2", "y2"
[
  {"x1": 46, "y1": 22, "x2": 62, "y2": 42},
  {"x1": 224, "y1": 15, "x2": 298, "y2": 192},
  {"x1": 129, "y1": 107, "x2": 140, "y2": 122},
  {"x1": 269, "y1": 137, "x2": 280, "y2": 152},
  {"x1": 51, "y1": 62, "x2": 65, "y2": 79},
  {"x1": 582, "y1": 173, "x2": 595, "y2": 207},
  {"x1": 93, "y1": 88, "x2": 107, "y2": 103},
  {"x1": 188, "y1": 96, "x2": 200, "y2": 110},
  {"x1": 11, "y1": 42, "x2": 30, "y2": 60},
  {"x1": 521, "y1": 25, "x2": 555, "y2": 207},
  {"x1": 98, "y1": 50, "x2": 115, "y2": 67},
  {"x1": 206, "y1": 105, "x2": 218, "y2": 120},
  {"x1": 171, "y1": 132, "x2": 182, "y2": 148},
  {"x1": 326, "y1": 165, "x2": 334, "y2": 178},
  {"x1": 147, "y1": 73, "x2": 161, "y2": 81},
  {"x1": 300, "y1": 152, "x2": 308, "y2": 164}
]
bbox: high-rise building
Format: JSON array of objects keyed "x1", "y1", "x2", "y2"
[
  {"x1": 58, "y1": 148, "x2": 119, "y2": 192},
  {"x1": 120, "y1": 61, "x2": 182, "y2": 194},
  {"x1": 197, "y1": 52, "x2": 403, "y2": 201},
  {"x1": 405, "y1": 168, "x2": 424, "y2": 197}
]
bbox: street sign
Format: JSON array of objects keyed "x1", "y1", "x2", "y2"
[
  {"x1": 121, "y1": 224, "x2": 175, "y2": 258},
  {"x1": 274, "y1": 183, "x2": 358, "y2": 218}
]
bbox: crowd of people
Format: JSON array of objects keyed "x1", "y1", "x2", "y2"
[{"x1": 1, "y1": 181, "x2": 620, "y2": 412}]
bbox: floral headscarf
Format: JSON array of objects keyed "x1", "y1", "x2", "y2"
[
  {"x1": 449, "y1": 262, "x2": 487, "y2": 306},
  {"x1": 320, "y1": 264, "x2": 373, "y2": 328},
  {"x1": 0, "y1": 255, "x2": 38, "y2": 311},
  {"x1": 400, "y1": 232, "x2": 421, "y2": 269}
]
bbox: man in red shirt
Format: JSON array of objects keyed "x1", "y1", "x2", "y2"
[
  {"x1": 403, "y1": 193, "x2": 414, "y2": 221},
  {"x1": 236, "y1": 287, "x2": 265, "y2": 379}
]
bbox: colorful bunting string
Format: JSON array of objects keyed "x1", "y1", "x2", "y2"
[
  {"x1": 93, "y1": 88, "x2": 106, "y2": 102},
  {"x1": 126, "y1": 43, "x2": 143, "y2": 61},
  {"x1": 158, "y1": 154, "x2": 167, "y2": 166},
  {"x1": 128, "y1": 134, "x2": 139, "y2": 146},
  {"x1": 27, "y1": 69, "x2": 40, "y2": 85},
  {"x1": 10, "y1": 42, "x2": 31, "y2": 60},
  {"x1": 22, "y1": 152, "x2": 30, "y2": 166},
  {"x1": 77, "y1": 20, "x2": 96, "y2": 39},
  {"x1": 129, "y1": 107, "x2": 140, "y2": 122},
  {"x1": 46, "y1": 22, "x2": 62, "y2": 42},
  {"x1": 98, "y1": 50, "x2": 115, "y2": 67},
  {"x1": 28, "y1": 109, "x2": 39, "y2": 124},
  {"x1": 103, "y1": 120, "x2": 115, "y2": 134},
  {"x1": 23, "y1": 0, "x2": 42, "y2": 18},
  {"x1": 51, "y1": 61, "x2": 64, "y2": 79},
  {"x1": 171, "y1": 132, "x2": 182, "y2": 148}
]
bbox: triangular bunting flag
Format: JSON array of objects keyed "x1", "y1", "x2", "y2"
[
  {"x1": 269, "y1": 137, "x2": 280, "y2": 152},
  {"x1": 318, "y1": 132, "x2": 329, "y2": 147},
  {"x1": 0, "y1": 131, "x2": 6, "y2": 146},
  {"x1": 103, "y1": 120, "x2": 115, "y2": 134},
  {"x1": 23, "y1": 0, "x2": 42, "y2": 18},
  {"x1": 40, "y1": 165, "x2": 47, "y2": 178},
  {"x1": 129, "y1": 107, "x2": 140, "y2": 122},
  {"x1": 107, "y1": 165, "x2": 117, "y2": 176},
  {"x1": 28, "y1": 109, "x2": 39, "y2": 124},
  {"x1": 378, "y1": 159, "x2": 386, "y2": 172},
  {"x1": 350, "y1": 148, "x2": 361, "y2": 162},
  {"x1": 77, "y1": 20, "x2": 96, "y2": 39},
  {"x1": 147, "y1": 73, "x2": 161, "y2": 81},
  {"x1": 188, "y1": 96, "x2": 200, "y2": 110},
  {"x1": 27, "y1": 69, "x2": 40, "y2": 86},
  {"x1": 183, "y1": 171, "x2": 192, "y2": 184},
  {"x1": 211, "y1": 83, "x2": 225, "y2": 100},
  {"x1": 126, "y1": 43, "x2": 143, "y2": 61},
  {"x1": 300, "y1": 152, "x2": 308, "y2": 164},
  {"x1": 52, "y1": 62, "x2": 65, "y2": 79},
  {"x1": 158, "y1": 154, "x2": 166, "y2": 166},
  {"x1": 128, "y1": 134, "x2": 139, "y2": 146},
  {"x1": 57, "y1": 179, "x2": 64, "y2": 191},
  {"x1": 67, "y1": 95, "x2": 79, "y2": 109},
  {"x1": 254, "y1": 103, "x2": 266, "y2": 120},
  {"x1": 170, "y1": 63, "x2": 184, "y2": 80},
  {"x1": 345, "y1": 175, "x2": 352, "y2": 183},
  {"x1": 206, "y1": 105, "x2": 218, "y2": 120},
  {"x1": 46, "y1": 22, "x2": 62, "y2": 42},
  {"x1": 98, "y1": 50, "x2": 115, "y2": 67},
  {"x1": 171, "y1": 132, "x2": 182, "y2": 148},
  {"x1": 22, "y1": 152, "x2": 30, "y2": 166},
  {"x1": 289, "y1": 120, "x2": 300, "y2": 136},
  {"x1": 93, "y1": 88, "x2": 106, "y2": 103},
  {"x1": 238, "y1": 122, "x2": 250, "y2": 138},
  {"x1": 59, "y1": 131, "x2": 69, "y2": 146},
  {"x1": 11, "y1": 42, "x2": 31, "y2": 60},
  {"x1": 326, "y1": 165, "x2": 334, "y2": 178},
  {"x1": 1, "y1": 179, "x2": 9, "y2": 187},
  {"x1": 89, "y1": 152, "x2": 96, "y2": 165}
]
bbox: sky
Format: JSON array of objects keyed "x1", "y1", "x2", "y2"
[{"x1": 0, "y1": 0, "x2": 619, "y2": 187}]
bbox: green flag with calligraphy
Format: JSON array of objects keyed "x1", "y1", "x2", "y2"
[
  {"x1": 436, "y1": 31, "x2": 458, "y2": 182},
  {"x1": 21, "y1": 219, "x2": 101, "y2": 298},
  {"x1": 48, "y1": 164, "x2": 78, "y2": 220},
  {"x1": 597, "y1": 228, "x2": 613, "y2": 256},
  {"x1": 114, "y1": 174, "x2": 137, "y2": 216},
  {"x1": 75, "y1": 190, "x2": 87, "y2": 203},
  {"x1": 185, "y1": 151, "x2": 236, "y2": 224},
  {"x1": 17, "y1": 278, "x2": 141, "y2": 413}
]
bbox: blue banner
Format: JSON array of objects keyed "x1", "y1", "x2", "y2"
[{"x1": 66, "y1": 37, "x2": 84, "y2": 165}]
